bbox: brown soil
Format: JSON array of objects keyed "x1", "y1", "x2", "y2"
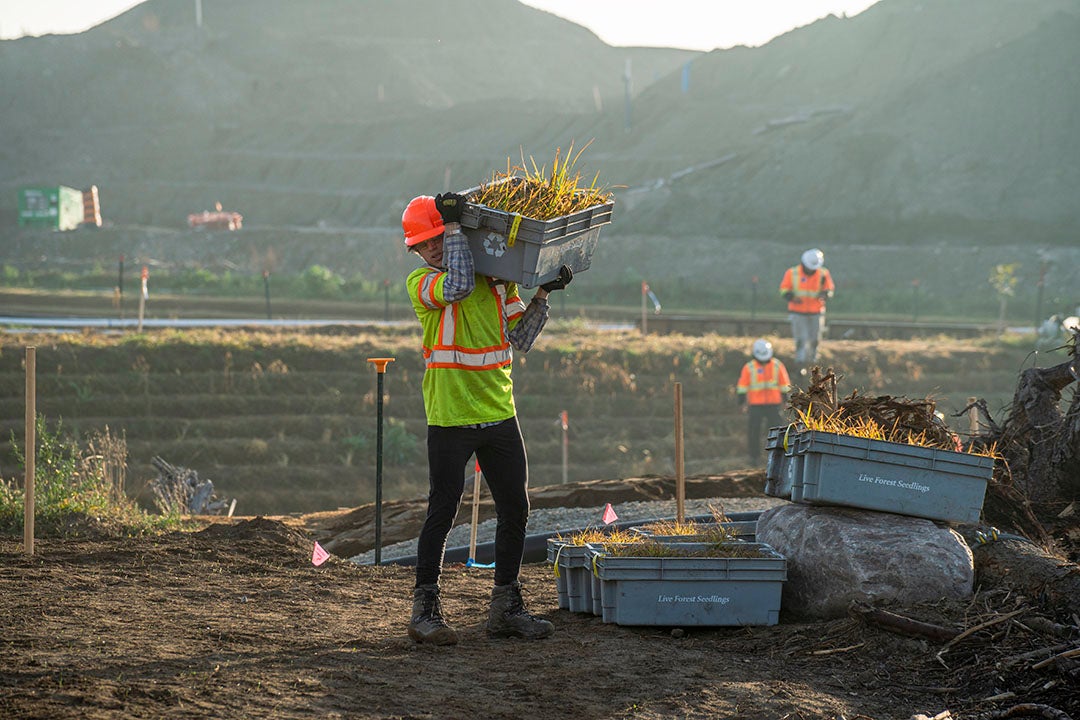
[{"x1": 4, "y1": 476, "x2": 1078, "y2": 720}]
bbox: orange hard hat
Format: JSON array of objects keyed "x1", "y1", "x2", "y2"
[{"x1": 402, "y1": 195, "x2": 444, "y2": 247}]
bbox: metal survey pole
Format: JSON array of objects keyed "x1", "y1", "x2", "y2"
[
  {"x1": 468, "y1": 458, "x2": 481, "y2": 562},
  {"x1": 366, "y1": 357, "x2": 395, "y2": 565},
  {"x1": 560, "y1": 410, "x2": 569, "y2": 484},
  {"x1": 24, "y1": 346, "x2": 36, "y2": 556},
  {"x1": 674, "y1": 381, "x2": 685, "y2": 524},
  {"x1": 117, "y1": 255, "x2": 125, "y2": 320},
  {"x1": 137, "y1": 265, "x2": 148, "y2": 332}
]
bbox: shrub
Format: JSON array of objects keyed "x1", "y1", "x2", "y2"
[
  {"x1": 1, "y1": 417, "x2": 184, "y2": 537},
  {"x1": 299, "y1": 265, "x2": 344, "y2": 299},
  {"x1": 342, "y1": 418, "x2": 421, "y2": 466}
]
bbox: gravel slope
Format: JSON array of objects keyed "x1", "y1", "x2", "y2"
[{"x1": 349, "y1": 495, "x2": 787, "y2": 564}]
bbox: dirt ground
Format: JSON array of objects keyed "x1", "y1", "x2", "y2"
[{"x1": 3, "y1": 477, "x2": 1078, "y2": 720}]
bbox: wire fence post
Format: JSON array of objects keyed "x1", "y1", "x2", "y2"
[
  {"x1": 263, "y1": 271, "x2": 272, "y2": 320},
  {"x1": 641, "y1": 281, "x2": 648, "y2": 335}
]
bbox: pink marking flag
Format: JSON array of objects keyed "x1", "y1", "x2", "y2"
[
  {"x1": 312, "y1": 541, "x2": 330, "y2": 566},
  {"x1": 602, "y1": 503, "x2": 618, "y2": 525}
]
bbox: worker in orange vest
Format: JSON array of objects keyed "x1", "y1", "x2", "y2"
[
  {"x1": 736, "y1": 339, "x2": 792, "y2": 465},
  {"x1": 779, "y1": 248, "x2": 835, "y2": 372}
]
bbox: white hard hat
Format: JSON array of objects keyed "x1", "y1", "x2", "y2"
[
  {"x1": 801, "y1": 248, "x2": 824, "y2": 271},
  {"x1": 752, "y1": 339, "x2": 773, "y2": 362}
]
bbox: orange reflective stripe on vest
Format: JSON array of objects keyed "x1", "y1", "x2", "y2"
[{"x1": 423, "y1": 282, "x2": 513, "y2": 370}]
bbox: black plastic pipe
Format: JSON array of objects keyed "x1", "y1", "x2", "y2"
[{"x1": 374, "y1": 510, "x2": 764, "y2": 566}]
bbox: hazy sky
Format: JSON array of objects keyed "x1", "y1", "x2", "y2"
[{"x1": 1, "y1": 0, "x2": 880, "y2": 50}]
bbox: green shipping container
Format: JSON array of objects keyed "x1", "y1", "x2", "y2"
[{"x1": 18, "y1": 186, "x2": 84, "y2": 231}]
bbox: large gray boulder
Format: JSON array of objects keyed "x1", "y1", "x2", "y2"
[{"x1": 757, "y1": 504, "x2": 974, "y2": 620}]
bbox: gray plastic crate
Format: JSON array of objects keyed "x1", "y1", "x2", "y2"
[
  {"x1": 764, "y1": 425, "x2": 801, "y2": 498},
  {"x1": 459, "y1": 179, "x2": 614, "y2": 288},
  {"x1": 555, "y1": 543, "x2": 598, "y2": 614},
  {"x1": 792, "y1": 430, "x2": 993, "y2": 523},
  {"x1": 787, "y1": 454, "x2": 806, "y2": 502},
  {"x1": 547, "y1": 538, "x2": 569, "y2": 609},
  {"x1": 587, "y1": 542, "x2": 786, "y2": 626}
]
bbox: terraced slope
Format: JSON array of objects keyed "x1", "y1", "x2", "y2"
[{"x1": 0, "y1": 327, "x2": 1041, "y2": 515}]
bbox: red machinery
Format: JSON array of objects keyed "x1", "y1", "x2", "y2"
[{"x1": 188, "y1": 202, "x2": 243, "y2": 231}]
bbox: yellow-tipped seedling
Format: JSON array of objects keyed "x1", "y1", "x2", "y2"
[
  {"x1": 557, "y1": 527, "x2": 637, "y2": 546},
  {"x1": 795, "y1": 406, "x2": 1001, "y2": 460},
  {"x1": 468, "y1": 141, "x2": 613, "y2": 220}
]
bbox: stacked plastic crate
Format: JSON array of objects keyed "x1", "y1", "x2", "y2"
[{"x1": 765, "y1": 425, "x2": 993, "y2": 524}]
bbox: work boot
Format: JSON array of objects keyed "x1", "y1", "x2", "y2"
[
  {"x1": 407, "y1": 584, "x2": 458, "y2": 645},
  {"x1": 486, "y1": 581, "x2": 554, "y2": 640}
]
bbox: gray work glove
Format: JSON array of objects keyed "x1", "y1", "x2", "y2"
[
  {"x1": 783, "y1": 291, "x2": 795, "y2": 302},
  {"x1": 434, "y1": 192, "x2": 465, "y2": 224},
  {"x1": 540, "y1": 265, "x2": 573, "y2": 292}
]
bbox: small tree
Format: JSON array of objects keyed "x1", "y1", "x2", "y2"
[{"x1": 989, "y1": 263, "x2": 1019, "y2": 331}]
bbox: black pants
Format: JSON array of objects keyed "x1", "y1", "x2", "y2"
[
  {"x1": 747, "y1": 404, "x2": 782, "y2": 463},
  {"x1": 415, "y1": 417, "x2": 529, "y2": 588}
]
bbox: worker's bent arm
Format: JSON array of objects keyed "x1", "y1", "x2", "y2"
[
  {"x1": 440, "y1": 223, "x2": 475, "y2": 303},
  {"x1": 508, "y1": 297, "x2": 550, "y2": 353}
]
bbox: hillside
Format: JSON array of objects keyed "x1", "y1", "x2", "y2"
[
  {"x1": 609, "y1": 0, "x2": 1080, "y2": 244},
  {"x1": 0, "y1": 327, "x2": 1049, "y2": 516},
  {"x1": 0, "y1": 0, "x2": 693, "y2": 228},
  {"x1": 1, "y1": 0, "x2": 1077, "y2": 245}
]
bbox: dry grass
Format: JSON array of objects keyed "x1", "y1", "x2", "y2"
[
  {"x1": 556, "y1": 527, "x2": 638, "y2": 546},
  {"x1": 789, "y1": 368, "x2": 1003, "y2": 459},
  {"x1": 468, "y1": 142, "x2": 613, "y2": 220},
  {"x1": 598, "y1": 540, "x2": 766, "y2": 559},
  {"x1": 636, "y1": 503, "x2": 739, "y2": 542}
]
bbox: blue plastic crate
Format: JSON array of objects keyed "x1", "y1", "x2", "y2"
[
  {"x1": 792, "y1": 430, "x2": 993, "y2": 523},
  {"x1": 555, "y1": 543, "x2": 598, "y2": 614},
  {"x1": 764, "y1": 425, "x2": 801, "y2": 498},
  {"x1": 547, "y1": 538, "x2": 569, "y2": 610},
  {"x1": 587, "y1": 542, "x2": 787, "y2": 626}
]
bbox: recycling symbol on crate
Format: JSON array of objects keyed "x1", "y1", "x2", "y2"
[{"x1": 483, "y1": 233, "x2": 507, "y2": 258}]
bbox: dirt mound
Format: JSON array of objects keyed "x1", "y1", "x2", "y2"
[{"x1": 196, "y1": 515, "x2": 312, "y2": 551}]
